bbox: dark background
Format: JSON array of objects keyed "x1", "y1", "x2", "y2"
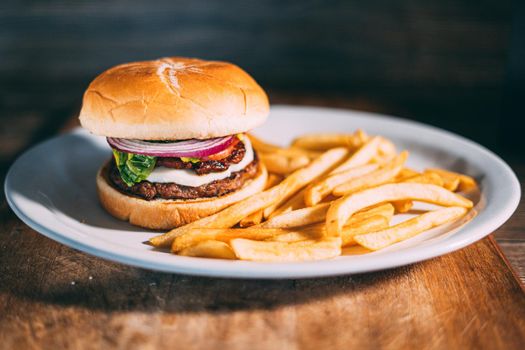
[{"x1": 1, "y1": 0, "x2": 523, "y2": 171}]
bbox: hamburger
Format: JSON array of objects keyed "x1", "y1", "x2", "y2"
[{"x1": 79, "y1": 57, "x2": 269, "y2": 230}]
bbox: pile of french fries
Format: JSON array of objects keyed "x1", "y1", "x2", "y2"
[{"x1": 149, "y1": 130, "x2": 477, "y2": 262}]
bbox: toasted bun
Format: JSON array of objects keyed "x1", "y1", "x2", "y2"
[
  {"x1": 96, "y1": 160, "x2": 267, "y2": 230},
  {"x1": 79, "y1": 57, "x2": 269, "y2": 140}
]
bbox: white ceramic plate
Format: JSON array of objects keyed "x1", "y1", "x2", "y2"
[{"x1": 5, "y1": 106, "x2": 520, "y2": 278}]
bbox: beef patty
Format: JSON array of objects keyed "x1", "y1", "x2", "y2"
[
  {"x1": 108, "y1": 158, "x2": 259, "y2": 200},
  {"x1": 156, "y1": 141, "x2": 246, "y2": 175}
]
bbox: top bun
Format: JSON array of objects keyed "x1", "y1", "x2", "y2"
[{"x1": 79, "y1": 57, "x2": 269, "y2": 140}]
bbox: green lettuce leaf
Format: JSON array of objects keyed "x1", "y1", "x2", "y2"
[{"x1": 112, "y1": 150, "x2": 157, "y2": 187}]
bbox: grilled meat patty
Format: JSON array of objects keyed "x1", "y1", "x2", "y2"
[{"x1": 108, "y1": 158, "x2": 259, "y2": 200}]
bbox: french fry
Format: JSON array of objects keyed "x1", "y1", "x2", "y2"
[
  {"x1": 377, "y1": 138, "x2": 397, "y2": 158},
  {"x1": 259, "y1": 202, "x2": 395, "y2": 229},
  {"x1": 392, "y1": 168, "x2": 445, "y2": 213},
  {"x1": 269, "y1": 188, "x2": 306, "y2": 218},
  {"x1": 259, "y1": 153, "x2": 310, "y2": 175},
  {"x1": 267, "y1": 213, "x2": 389, "y2": 246},
  {"x1": 371, "y1": 153, "x2": 392, "y2": 165},
  {"x1": 425, "y1": 170, "x2": 460, "y2": 192},
  {"x1": 299, "y1": 136, "x2": 392, "y2": 207},
  {"x1": 248, "y1": 134, "x2": 318, "y2": 158},
  {"x1": 425, "y1": 168, "x2": 477, "y2": 192},
  {"x1": 291, "y1": 130, "x2": 369, "y2": 151},
  {"x1": 332, "y1": 151, "x2": 408, "y2": 196},
  {"x1": 230, "y1": 237, "x2": 342, "y2": 262},
  {"x1": 402, "y1": 172, "x2": 444, "y2": 187},
  {"x1": 304, "y1": 163, "x2": 379, "y2": 206},
  {"x1": 326, "y1": 183, "x2": 473, "y2": 238},
  {"x1": 361, "y1": 203, "x2": 395, "y2": 221},
  {"x1": 265, "y1": 173, "x2": 284, "y2": 188},
  {"x1": 342, "y1": 245, "x2": 371, "y2": 255},
  {"x1": 444, "y1": 177, "x2": 460, "y2": 192},
  {"x1": 262, "y1": 147, "x2": 349, "y2": 218},
  {"x1": 248, "y1": 134, "x2": 302, "y2": 156},
  {"x1": 391, "y1": 173, "x2": 444, "y2": 212},
  {"x1": 391, "y1": 200, "x2": 414, "y2": 213},
  {"x1": 396, "y1": 168, "x2": 420, "y2": 181},
  {"x1": 305, "y1": 150, "x2": 324, "y2": 159},
  {"x1": 260, "y1": 203, "x2": 330, "y2": 228},
  {"x1": 248, "y1": 133, "x2": 280, "y2": 153},
  {"x1": 179, "y1": 240, "x2": 237, "y2": 259},
  {"x1": 239, "y1": 210, "x2": 264, "y2": 227},
  {"x1": 354, "y1": 207, "x2": 468, "y2": 250},
  {"x1": 172, "y1": 227, "x2": 302, "y2": 252},
  {"x1": 239, "y1": 174, "x2": 283, "y2": 227},
  {"x1": 331, "y1": 136, "x2": 383, "y2": 173},
  {"x1": 269, "y1": 225, "x2": 323, "y2": 242},
  {"x1": 341, "y1": 215, "x2": 390, "y2": 246}
]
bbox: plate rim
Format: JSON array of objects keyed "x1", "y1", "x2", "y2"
[{"x1": 4, "y1": 105, "x2": 521, "y2": 279}]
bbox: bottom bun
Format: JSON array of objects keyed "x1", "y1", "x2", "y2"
[{"x1": 96, "y1": 160, "x2": 267, "y2": 230}]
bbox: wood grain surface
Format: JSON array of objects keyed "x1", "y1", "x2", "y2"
[
  {"x1": 0, "y1": 211, "x2": 524, "y2": 349},
  {"x1": 0, "y1": 109, "x2": 524, "y2": 349}
]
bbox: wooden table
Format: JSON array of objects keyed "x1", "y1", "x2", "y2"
[{"x1": 1, "y1": 102, "x2": 524, "y2": 349}]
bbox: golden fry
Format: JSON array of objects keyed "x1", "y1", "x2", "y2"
[
  {"x1": 248, "y1": 134, "x2": 318, "y2": 158},
  {"x1": 354, "y1": 207, "x2": 468, "y2": 250},
  {"x1": 179, "y1": 240, "x2": 237, "y2": 259},
  {"x1": 300, "y1": 135, "x2": 394, "y2": 207},
  {"x1": 259, "y1": 153, "x2": 310, "y2": 175},
  {"x1": 445, "y1": 177, "x2": 460, "y2": 192},
  {"x1": 332, "y1": 136, "x2": 383, "y2": 173},
  {"x1": 239, "y1": 210, "x2": 264, "y2": 227},
  {"x1": 172, "y1": 227, "x2": 298, "y2": 252},
  {"x1": 402, "y1": 172, "x2": 444, "y2": 187},
  {"x1": 262, "y1": 147, "x2": 349, "y2": 218},
  {"x1": 265, "y1": 173, "x2": 283, "y2": 188},
  {"x1": 304, "y1": 163, "x2": 379, "y2": 206},
  {"x1": 326, "y1": 183, "x2": 473, "y2": 238},
  {"x1": 360, "y1": 203, "x2": 395, "y2": 221},
  {"x1": 259, "y1": 202, "x2": 394, "y2": 229},
  {"x1": 377, "y1": 138, "x2": 397, "y2": 158},
  {"x1": 332, "y1": 151, "x2": 408, "y2": 196},
  {"x1": 269, "y1": 188, "x2": 306, "y2": 218},
  {"x1": 391, "y1": 200, "x2": 414, "y2": 213},
  {"x1": 396, "y1": 173, "x2": 443, "y2": 213},
  {"x1": 341, "y1": 215, "x2": 390, "y2": 246},
  {"x1": 230, "y1": 237, "x2": 342, "y2": 262},
  {"x1": 247, "y1": 133, "x2": 280, "y2": 153},
  {"x1": 270, "y1": 225, "x2": 323, "y2": 242},
  {"x1": 260, "y1": 203, "x2": 330, "y2": 228},
  {"x1": 291, "y1": 130, "x2": 369, "y2": 151},
  {"x1": 425, "y1": 170, "x2": 460, "y2": 191},
  {"x1": 239, "y1": 174, "x2": 283, "y2": 227},
  {"x1": 395, "y1": 168, "x2": 420, "y2": 181},
  {"x1": 269, "y1": 213, "x2": 390, "y2": 246},
  {"x1": 425, "y1": 168, "x2": 477, "y2": 192}
]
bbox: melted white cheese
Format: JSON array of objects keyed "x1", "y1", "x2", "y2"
[{"x1": 146, "y1": 138, "x2": 254, "y2": 187}]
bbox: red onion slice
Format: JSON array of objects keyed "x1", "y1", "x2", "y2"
[{"x1": 107, "y1": 136, "x2": 236, "y2": 158}]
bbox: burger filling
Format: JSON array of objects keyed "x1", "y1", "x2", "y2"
[{"x1": 108, "y1": 135, "x2": 259, "y2": 200}]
